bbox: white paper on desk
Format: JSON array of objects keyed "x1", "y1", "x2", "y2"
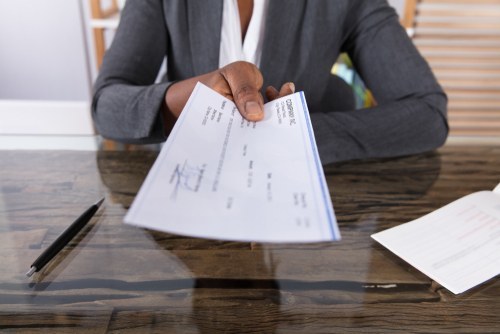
[
  {"x1": 372, "y1": 184, "x2": 500, "y2": 294},
  {"x1": 125, "y1": 82, "x2": 340, "y2": 243}
]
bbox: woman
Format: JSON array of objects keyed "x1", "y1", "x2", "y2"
[{"x1": 92, "y1": 0, "x2": 448, "y2": 164}]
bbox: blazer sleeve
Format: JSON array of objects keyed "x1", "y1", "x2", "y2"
[
  {"x1": 92, "y1": 0, "x2": 170, "y2": 144},
  {"x1": 311, "y1": 0, "x2": 448, "y2": 164}
]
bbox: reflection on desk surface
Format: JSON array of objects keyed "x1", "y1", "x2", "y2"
[{"x1": 0, "y1": 146, "x2": 499, "y2": 333}]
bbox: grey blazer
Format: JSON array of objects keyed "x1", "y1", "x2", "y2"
[{"x1": 92, "y1": 0, "x2": 448, "y2": 164}]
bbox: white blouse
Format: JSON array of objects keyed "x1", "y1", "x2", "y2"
[{"x1": 219, "y1": 0, "x2": 269, "y2": 68}]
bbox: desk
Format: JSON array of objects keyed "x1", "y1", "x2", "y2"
[{"x1": 1, "y1": 146, "x2": 499, "y2": 333}]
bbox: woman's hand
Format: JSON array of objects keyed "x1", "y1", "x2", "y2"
[
  {"x1": 163, "y1": 61, "x2": 295, "y2": 129},
  {"x1": 206, "y1": 61, "x2": 266, "y2": 121},
  {"x1": 265, "y1": 82, "x2": 295, "y2": 102}
]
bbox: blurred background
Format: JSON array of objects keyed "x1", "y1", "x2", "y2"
[{"x1": 0, "y1": 0, "x2": 499, "y2": 150}]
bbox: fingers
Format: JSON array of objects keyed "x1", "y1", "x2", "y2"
[
  {"x1": 265, "y1": 86, "x2": 279, "y2": 101},
  {"x1": 279, "y1": 82, "x2": 295, "y2": 97},
  {"x1": 213, "y1": 61, "x2": 296, "y2": 121},
  {"x1": 220, "y1": 61, "x2": 264, "y2": 121},
  {"x1": 266, "y1": 82, "x2": 295, "y2": 102}
]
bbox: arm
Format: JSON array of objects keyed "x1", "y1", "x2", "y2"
[
  {"x1": 92, "y1": 0, "x2": 169, "y2": 144},
  {"x1": 312, "y1": 0, "x2": 448, "y2": 164},
  {"x1": 91, "y1": 1, "x2": 264, "y2": 144},
  {"x1": 92, "y1": 0, "x2": 291, "y2": 144}
]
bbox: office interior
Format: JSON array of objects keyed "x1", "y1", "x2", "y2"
[{"x1": 1, "y1": 1, "x2": 499, "y2": 333}]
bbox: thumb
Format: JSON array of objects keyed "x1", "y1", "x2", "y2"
[
  {"x1": 233, "y1": 87, "x2": 264, "y2": 122},
  {"x1": 220, "y1": 61, "x2": 264, "y2": 121}
]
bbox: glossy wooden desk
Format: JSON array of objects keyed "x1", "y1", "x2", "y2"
[{"x1": 1, "y1": 146, "x2": 499, "y2": 333}]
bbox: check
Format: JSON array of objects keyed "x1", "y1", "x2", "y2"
[{"x1": 125, "y1": 83, "x2": 340, "y2": 243}]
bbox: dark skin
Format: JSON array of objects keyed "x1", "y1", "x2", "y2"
[
  {"x1": 238, "y1": 0, "x2": 253, "y2": 40},
  {"x1": 163, "y1": 0, "x2": 295, "y2": 132}
]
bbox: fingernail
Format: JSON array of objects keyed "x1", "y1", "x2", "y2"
[
  {"x1": 288, "y1": 82, "x2": 295, "y2": 93},
  {"x1": 245, "y1": 101, "x2": 262, "y2": 116}
]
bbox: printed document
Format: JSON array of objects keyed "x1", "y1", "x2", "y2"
[
  {"x1": 372, "y1": 183, "x2": 500, "y2": 294},
  {"x1": 125, "y1": 83, "x2": 340, "y2": 243}
]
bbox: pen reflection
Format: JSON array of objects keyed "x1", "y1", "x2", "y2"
[{"x1": 28, "y1": 215, "x2": 101, "y2": 292}]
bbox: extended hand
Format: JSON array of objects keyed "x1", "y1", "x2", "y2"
[
  {"x1": 164, "y1": 61, "x2": 295, "y2": 123},
  {"x1": 207, "y1": 61, "x2": 265, "y2": 121},
  {"x1": 205, "y1": 61, "x2": 295, "y2": 121}
]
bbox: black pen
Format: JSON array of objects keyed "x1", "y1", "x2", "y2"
[{"x1": 26, "y1": 197, "x2": 105, "y2": 277}]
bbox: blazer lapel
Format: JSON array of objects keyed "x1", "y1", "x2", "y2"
[
  {"x1": 260, "y1": 0, "x2": 305, "y2": 87},
  {"x1": 187, "y1": 0, "x2": 223, "y2": 75},
  {"x1": 186, "y1": 0, "x2": 305, "y2": 84}
]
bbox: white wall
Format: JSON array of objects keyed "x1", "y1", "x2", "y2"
[
  {"x1": 0, "y1": 0, "x2": 91, "y2": 101},
  {"x1": 0, "y1": 0, "x2": 96, "y2": 145}
]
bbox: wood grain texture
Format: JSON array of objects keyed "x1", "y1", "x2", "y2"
[{"x1": 0, "y1": 147, "x2": 499, "y2": 333}]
